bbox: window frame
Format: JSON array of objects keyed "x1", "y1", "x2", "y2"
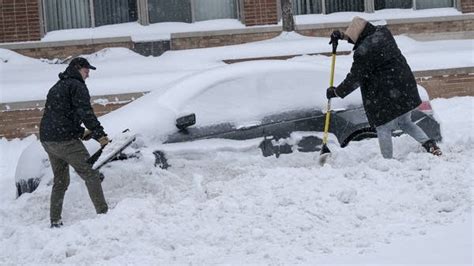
[
  {"x1": 290, "y1": 0, "x2": 456, "y2": 15},
  {"x1": 41, "y1": 0, "x2": 139, "y2": 33},
  {"x1": 40, "y1": 0, "x2": 459, "y2": 34}
]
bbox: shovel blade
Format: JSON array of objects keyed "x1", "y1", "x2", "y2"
[{"x1": 318, "y1": 144, "x2": 331, "y2": 166}]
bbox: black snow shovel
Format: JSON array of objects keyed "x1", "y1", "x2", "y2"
[{"x1": 318, "y1": 36, "x2": 338, "y2": 166}]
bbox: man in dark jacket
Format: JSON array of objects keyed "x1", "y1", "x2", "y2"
[
  {"x1": 327, "y1": 16, "x2": 441, "y2": 159},
  {"x1": 40, "y1": 57, "x2": 110, "y2": 228}
]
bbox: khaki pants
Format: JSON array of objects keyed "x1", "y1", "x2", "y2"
[{"x1": 41, "y1": 140, "x2": 108, "y2": 222}]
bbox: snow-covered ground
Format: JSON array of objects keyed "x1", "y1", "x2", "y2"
[
  {"x1": 0, "y1": 8, "x2": 473, "y2": 264},
  {"x1": 0, "y1": 96, "x2": 472, "y2": 264}
]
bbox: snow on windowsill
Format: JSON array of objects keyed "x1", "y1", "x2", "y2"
[{"x1": 36, "y1": 8, "x2": 463, "y2": 43}]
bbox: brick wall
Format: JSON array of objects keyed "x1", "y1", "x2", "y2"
[
  {"x1": 14, "y1": 42, "x2": 133, "y2": 59},
  {"x1": 171, "y1": 28, "x2": 281, "y2": 50},
  {"x1": 0, "y1": 103, "x2": 128, "y2": 140},
  {"x1": 415, "y1": 69, "x2": 474, "y2": 99},
  {"x1": 0, "y1": 92, "x2": 146, "y2": 139},
  {"x1": 133, "y1": 40, "x2": 170, "y2": 57},
  {"x1": 1, "y1": 37, "x2": 134, "y2": 60},
  {"x1": 0, "y1": 0, "x2": 41, "y2": 43},
  {"x1": 2, "y1": 37, "x2": 173, "y2": 60},
  {"x1": 243, "y1": 0, "x2": 278, "y2": 26},
  {"x1": 388, "y1": 19, "x2": 474, "y2": 35},
  {"x1": 461, "y1": 0, "x2": 474, "y2": 13}
]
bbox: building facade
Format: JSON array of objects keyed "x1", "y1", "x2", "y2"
[{"x1": 1, "y1": 0, "x2": 473, "y2": 43}]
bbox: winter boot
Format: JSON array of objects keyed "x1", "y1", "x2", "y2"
[
  {"x1": 422, "y1": 140, "x2": 442, "y2": 156},
  {"x1": 50, "y1": 220, "x2": 63, "y2": 228}
]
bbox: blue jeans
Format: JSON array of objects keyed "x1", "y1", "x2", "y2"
[{"x1": 375, "y1": 111, "x2": 430, "y2": 159}]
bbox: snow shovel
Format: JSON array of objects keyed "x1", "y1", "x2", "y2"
[{"x1": 318, "y1": 36, "x2": 338, "y2": 166}]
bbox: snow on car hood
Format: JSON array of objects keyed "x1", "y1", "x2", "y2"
[
  {"x1": 99, "y1": 60, "x2": 364, "y2": 139},
  {"x1": 100, "y1": 60, "x2": 430, "y2": 139}
]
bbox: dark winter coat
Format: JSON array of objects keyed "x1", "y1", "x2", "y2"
[
  {"x1": 40, "y1": 66, "x2": 106, "y2": 141},
  {"x1": 335, "y1": 23, "x2": 421, "y2": 127}
]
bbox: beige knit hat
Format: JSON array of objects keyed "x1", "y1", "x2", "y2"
[{"x1": 344, "y1": 16, "x2": 368, "y2": 43}]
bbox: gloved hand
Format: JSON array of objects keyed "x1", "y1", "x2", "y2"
[
  {"x1": 329, "y1": 30, "x2": 344, "y2": 45},
  {"x1": 99, "y1": 172, "x2": 105, "y2": 182},
  {"x1": 326, "y1": 86, "x2": 338, "y2": 99},
  {"x1": 82, "y1": 129, "x2": 92, "y2": 140},
  {"x1": 98, "y1": 136, "x2": 110, "y2": 147}
]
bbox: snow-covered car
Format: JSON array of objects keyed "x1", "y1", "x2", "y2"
[{"x1": 15, "y1": 60, "x2": 441, "y2": 196}]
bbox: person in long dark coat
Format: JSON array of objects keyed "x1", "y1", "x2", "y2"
[
  {"x1": 40, "y1": 57, "x2": 110, "y2": 228},
  {"x1": 326, "y1": 16, "x2": 442, "y2": 158}
]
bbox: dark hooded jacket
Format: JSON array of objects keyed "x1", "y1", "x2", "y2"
[
  {"x1": 40, "y1": 66, "x2": 106, "y2": 141},
  {"x1": 335, "y1": 23, "x2": 421, "y2": 127}
]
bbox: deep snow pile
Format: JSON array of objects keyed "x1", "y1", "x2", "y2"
[{"x1": 0, "y1": 97, "x2": 472, "y2": 264}]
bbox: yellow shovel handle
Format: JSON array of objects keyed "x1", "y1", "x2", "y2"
[{"x1": 322, "y1": 53, "x2": 336, "y2": 145}]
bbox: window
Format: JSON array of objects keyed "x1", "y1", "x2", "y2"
[
  {"x1": 148, "y1": 0, "x2": 192, "y2": 23},
  {"x1": 291, "y1": 0, "x2": 455, "y2": 15},
  {"x1": 416, "y1": 0, "x2": 453, "y2": 9},
  {"x1": 43, "y1": 0, "x2": 138, "y2": 32},
  {"x1": 94, "y1": 0, "x2": 138, "y2": 27},
  {"x1": 292, "y1": 0, "x2": 323, "y2": 15},
  {"x1": 148, "y1": 0, "x2": 237, "y2": 23},
  {"x1": 43, "y1": 0, "x2": 91, "y2": 32},
  {"x1": 325, "y1": 0, "x2": 365, "y2": 14},
  {"x1": 375, "y1": 0, "x2": 454, "y2": 10},
  {"x1": 375, "y1": 0, "x2": 412, "y2": 10},
  {"x1": 193, "y1": 0, "x2": 237, "y2": 21}
]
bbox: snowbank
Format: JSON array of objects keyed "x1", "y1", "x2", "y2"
[{"x1": 0, "y1": 97, "x2": 472, "y2": 264}]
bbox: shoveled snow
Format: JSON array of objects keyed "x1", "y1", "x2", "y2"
[{"x1": 0, "y1": 97, "x2": 472, "y2": 264}]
